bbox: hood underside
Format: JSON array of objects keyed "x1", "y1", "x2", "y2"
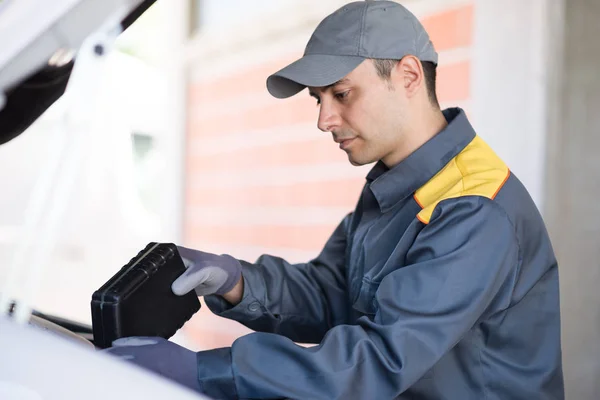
[{"x1": 0, "y1": 0, "x2": 156, "y2": 145}]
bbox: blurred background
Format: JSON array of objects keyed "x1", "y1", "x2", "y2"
[{"x1": 0, "y1": 0, "x2": 598, "y2": 398}]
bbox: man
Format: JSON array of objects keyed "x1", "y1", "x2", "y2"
[{"x1": 105, "y1": 1, "x2": 564, "y2": 399}]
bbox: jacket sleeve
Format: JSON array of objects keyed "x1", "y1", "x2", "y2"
[
  {"x1": 204, "y1": 213, "x2": 353, "y2": 344},
  {"x1": 195, "y1": 196, "x2": 521, "y2": 400}
]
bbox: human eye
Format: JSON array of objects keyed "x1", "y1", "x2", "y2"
[{"x1": 334, "y1": 90, "x2": 350, "y2": 101}]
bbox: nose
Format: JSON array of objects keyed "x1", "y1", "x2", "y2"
[{"x1": 317, "y1": 100, "x2": 340, "y2": 133}]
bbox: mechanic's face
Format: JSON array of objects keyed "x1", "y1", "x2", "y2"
[{"x1": 309, "y1": 58, "x2": 424, "y2": 168}]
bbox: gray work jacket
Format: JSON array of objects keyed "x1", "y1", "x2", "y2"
[{"x1": 197, "y1": 108, "x2": 564, "y2": 400}]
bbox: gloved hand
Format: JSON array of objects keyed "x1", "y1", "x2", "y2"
[
  {"x1": 172, "y1": 246, "x2": 242, "y2": 297},
  {"x1": 102, "y1": 337, "x2": 201, "y2": 393}
]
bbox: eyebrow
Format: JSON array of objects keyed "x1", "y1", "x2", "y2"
[{"x1": 308, "y1": 78, "x2": 351, "y2": 98}]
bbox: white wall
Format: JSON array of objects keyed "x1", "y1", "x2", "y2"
[
  {"x1": 542, "y1": 0, "x2": 600, "y2": 398},
  {"x1": 471, "y1": 0, "x2": 552, "y2": 209}
]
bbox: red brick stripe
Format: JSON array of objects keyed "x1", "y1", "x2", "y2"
[
  {"x1": 185, "y1": 178, "x2": 364, "y2": 208},
  {"x1": 422, "y1": 4, "x2": 474, "y2": 52},
  {"x1": 186, "y1": 224, "x2": 338, "y2": 251},
  {"x1": 437, "y1": 61, "x2": 470, "y2": 103},
  {"x1": 189, "y1": 93, "x2": 317, "y2": 138},
  {"x1": 188, "y1": 139, "x2": 348, "y2": 172}
]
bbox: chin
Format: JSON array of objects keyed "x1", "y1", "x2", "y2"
[{"x1": 347, "y1": 154, "x2": 373, "y2": 166}]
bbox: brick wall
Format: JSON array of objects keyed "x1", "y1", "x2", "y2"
[{"x1": 181, "y1": 0, "x2": 474, "y2": 350}]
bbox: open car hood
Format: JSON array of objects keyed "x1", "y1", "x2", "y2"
[{"x1": 0, "y1": 0, "x2": 156, "y2": 145}]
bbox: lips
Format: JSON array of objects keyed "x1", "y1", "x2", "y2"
[{"x1": 337, "y1": 137, "x2": 356, "y2": 150}]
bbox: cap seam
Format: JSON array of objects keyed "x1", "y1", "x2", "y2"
[
  {"x1": 357, "y1": 2, "x2": 368, "y2": 56},
  {"x1": 410, "y1": 15, "x2": 421, "y2": 56}
]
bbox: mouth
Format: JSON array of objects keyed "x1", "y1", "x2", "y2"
[{"x1": 335, "y1": 137, "x2": 356, "y2": 150}]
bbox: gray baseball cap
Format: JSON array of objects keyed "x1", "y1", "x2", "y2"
[{"x1": 266, "y1": 1, "x2": 438, "y2": 99}]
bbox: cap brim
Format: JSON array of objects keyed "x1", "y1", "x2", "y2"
[{"x1": 266, "y1": 54, "x2": 365, "y2": 99}]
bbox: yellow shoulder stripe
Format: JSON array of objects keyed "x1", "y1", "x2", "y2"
[{"x1": 414, "y1": 136, "x2": 510, "y2": 224}]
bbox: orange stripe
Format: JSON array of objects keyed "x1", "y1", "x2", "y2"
[
  {"x1": 413, "y1": 194, "x2": 425, "y2": 209},
  {"x1": 422, "y1": 4, "x2": 474, "y2": 52},
  {"x1": 186, "y1": 179, "x2": 365, "y2": 208},
  {"x1": 436, "y1": 61, "x2": 470, "y2": 103},
  {"x1": 415, "y1": 193, "x2": 427, "y2": 224},
  {"x1": 492, "y1": 169, "x2": 511, "y2": 200},
  {"x1": 185, "y1": 224, "x2": 336, "y2": 251}
]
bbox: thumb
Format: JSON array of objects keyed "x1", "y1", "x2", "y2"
[
  {"x1": 171, "y1": 265, "x2": 211, "y2": 296},
  {"x1": 180, "y1": 256, "x2": 194, "y2": 270},
  {"x1": 176, "y1": 245, "x2": 210, "y2": 263}
]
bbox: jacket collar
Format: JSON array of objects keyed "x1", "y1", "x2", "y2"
[{"x1": 366, "y1": 108, "x2": 476, "y2": 212}]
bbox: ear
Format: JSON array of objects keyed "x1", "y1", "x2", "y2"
[{"x1": 396, "y1": 56, "x2": 424, "y2": 98}]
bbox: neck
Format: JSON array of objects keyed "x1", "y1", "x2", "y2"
[{"x1": 382, "y1": 106, "x2": 447, "y2": 168}]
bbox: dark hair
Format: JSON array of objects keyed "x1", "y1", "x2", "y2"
[{"x1": 371, "y1": 58, "x2": 439, "y2": 107}]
